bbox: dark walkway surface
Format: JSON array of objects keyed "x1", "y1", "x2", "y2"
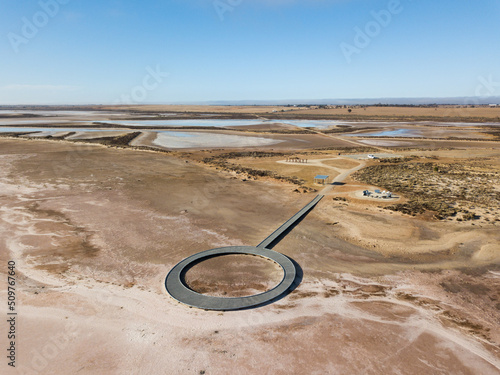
[
  {"x1": 165, "y1": 246, "x2": 296, "y2": 310},
  {"x1": 257, "y1": 194, "x2": 324, "y2": 249},
  {"x1": 165, "y1": 195, "x2": 324, "y2": 310}
]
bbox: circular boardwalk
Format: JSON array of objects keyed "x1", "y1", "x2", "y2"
[
  {"x1": 165, "y1": 195, "x2": 323, "y2": 310},
  {"x1": 165, "y1": 246, "x2": 296, "y2": 311}
]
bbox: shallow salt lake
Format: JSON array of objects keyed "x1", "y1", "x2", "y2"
[
  {"x1": 344, "y1": 126, "x2": 494, "y2": 139},
  {"x1": 105, "y1": 119, "x2": 347, "y2": 128},
  {"x1": 107, "y1": 119, "x2": 500, "y2": 129},
  {"x1": 0, "y1": 119, "x2": 79, "y2": 125},
  {"x1": 0, "y1": 127, "x2": 116, "y2": 133},
  {"x1": 152, "y1": 131, "x2": 283, "y2": 148},
  {"x1": 0, "y1": 127, "x2": 284, "y2": 148},
  {"x1": 0, "y1": 110, "x2": 121, "y2": 116},
  {"x1": 347, "y1": 129, "x2": 420, "y2": 137}
]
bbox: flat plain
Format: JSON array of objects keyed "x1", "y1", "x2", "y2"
[{"x1": 1, "y1": 105, "x2": 499, "y2": 374}]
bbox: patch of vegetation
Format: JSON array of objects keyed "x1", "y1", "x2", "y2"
[
  {"x1": 88, "y1": 132, "x2": 142, "y2": 146},
  {"x1": 462, "y1": 212, "x2": 478, "y2": 221},
  {"x1": 67, "y1": 132, "x2": 142, "y2": 146},
  {"x1": 377, "y1": 156, "x2": 416, "y2": 163},
  {"x1": 385, "y1": 199, "x2": 457, "y2": 219},
  {"x1": 207, "y1": 151, "x2": 287, "y2": 159},
  {"x1": 202, "y1": 151, "x2": 317, "y2": 191},
  {"x1": 307, "y1": 146, "x2": 380, "y2": 153},
  {"x1": 353, "y1": 161, "x2": 500, "y2": 219},
  {"x1": 484, "y1": 129, "x2": 500, "y2": 140},
  {"x1": 0, "y1": 132, "x2": 39, "y2": 137},
  {"x1": 45, "y1": 132, "x2": 76, "y2": 140}
]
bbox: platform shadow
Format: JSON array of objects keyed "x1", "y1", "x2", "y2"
[{"x1": 262, "y1": 204, "x2": 318, "y2": 250}]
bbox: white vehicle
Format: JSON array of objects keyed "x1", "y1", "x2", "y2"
[{"x1": 367, "y1": 154, "x2": 377, "y2": 159}]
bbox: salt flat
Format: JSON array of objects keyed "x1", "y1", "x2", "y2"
[{"x1": 1, "y1": 132, "x2": 499, "y2": 374}]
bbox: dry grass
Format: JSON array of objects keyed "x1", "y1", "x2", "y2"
[
  {"x1": 290, "y1": 106, "x2": 500, "y2": 120},
  {"x1": 100, "y1": 104, "x2": 280, "y2": 114},
  {"x1": 98, "y1": 105, "x2": 500, "y2": 121}
]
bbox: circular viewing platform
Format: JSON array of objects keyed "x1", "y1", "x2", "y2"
[{"x1": 165, "y1": 246, "x2": 297, "y2": 311}]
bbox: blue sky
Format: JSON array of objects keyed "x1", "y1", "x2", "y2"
[{"x1": 0, "y1": 0, "x2": 499, "y2": 104}]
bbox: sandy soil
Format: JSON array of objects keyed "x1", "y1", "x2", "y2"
[
  {"x1": 185, "y1": 255, "x2": 283, "y2": 297},
  {"x1": 0, "y1": 135, "x2": 499, "y2": 375},
  {"x1": 289, "y1": 105, "x2": 500, "y2": 120}
]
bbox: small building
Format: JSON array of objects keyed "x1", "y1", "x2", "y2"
[{"x1": 314, "y1": 175, "x2": 330, "y2": 185}]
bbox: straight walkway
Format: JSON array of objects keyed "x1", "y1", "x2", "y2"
[
  {"x1": 165, "y1": 195, "x2": 324, "y2": 310},
  {"x1": 257, "y1": 195, "x2": 324, "y2": 249}
]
